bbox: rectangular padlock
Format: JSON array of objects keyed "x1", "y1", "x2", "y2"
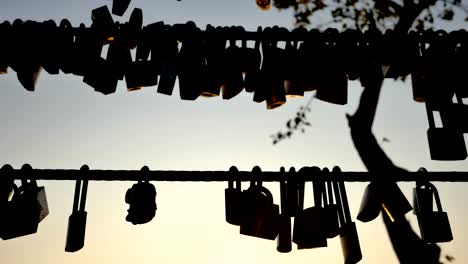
[{"x1": 65, "y1": 211, "x2": 88, "y2": 252}]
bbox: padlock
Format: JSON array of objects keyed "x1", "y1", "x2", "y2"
[
  {"x1": 357, "y1": 182, "x2": 381, "y2": 222},
  {"x1": 244, "y1": 26, "x2": 262, "y2": 94},
  {"x1": 0, "y1": 21, "x2": 12, "y2": 74},
  {"x1": 83, "y1": 57, "x2": 118, "y2": 95},
  {"x1": 439, "y1": 95, "x2": 468, "y2": 133},
  {"x1": 107, "y1": 41, "x2": 132, "y2": 81},
  {"x1": 285, "y1": 167, "x2": 301, "y2": 217},
  {"x1": 225, "y1": 166, "x2": 243, "y2": 226},
  {"x1": 240, "y1": 166, "x2": 279, "y2": 240},
  {"x1": 425, "y1": 101, "x2": 467, "y2": 160},
  {"x1": 121, "y1": 8, "x2": 143, "y2": 50},
  {"x1": 322, "y1": 168, "x2": 339, "y2": 239},
  {"x1": 65, "y1": 165, "x2": 89, "y2": 252},
  {"x1": 415, "y1": 182, "x2": 453, "y2": 243},
  {"x1": 112, "y1": 0, "x2": 131, "y2": 16},
  {"x1": 39, "y1": 20, "x2": 60, "y2": 75},
  {"x1": 73, "y1": 24, "x2": 104, "y2": 77},
  {"x1": 0, "y1": 164, "x2": 45, "y2": 240},
  {"x1": 315, "y1": 29, "x2": 348, "y2": 105},
  {"x1": 221, "y1": 27, "x2": 244, "y2": 100},
  {"x1": 201, "y1": 25, "x2": 224, "y2": 97},
  {"x1": 333, "y1": 167, "x2": 362, "y2": 264},
  {"x1": 57, "y1": 19, "x2": 77, "y2": 75},
  {"x1": 177, "y1": 23, "x2": 206, "y2": 101},
  {"x1": 293, "y1": 166, "x2": 327, "y2": 249},
  {"x1": 154, "y1": 25, "x2": 178, "y2": 96},
  {"x1": 380, "y1": 181, "x2": 413, "y2": 223},
  {"x1": 91, "y1": 6, "x2": 116, "y2": 44},
  {"x1": 125, "y1": 60, "x2": 158, "y2": 91},
  {"x1": 283, "y1": 28, "x2": 307, "y2": 98},
  {"x1": 125, "y1": 172, "x2": 157, "y2": 225},
  {"x1": 0, "y1": 165, "x2": 15, "y2": 207}
]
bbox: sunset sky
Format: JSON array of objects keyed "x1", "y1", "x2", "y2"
[{"x1": 1, "y1": 0, "x2": 468, "y2": 263}]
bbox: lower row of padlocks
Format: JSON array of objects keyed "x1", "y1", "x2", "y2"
[
  {"x1": 225, "y1": 166, "x2": 453, "y2": 264},
  {"x1": 225, "y1": 166, "x2": 362, "y2": 264}
]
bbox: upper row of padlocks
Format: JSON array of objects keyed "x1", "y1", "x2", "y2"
[{"x1": 0, "y1": 5, "x2": 466, "y2": 110}]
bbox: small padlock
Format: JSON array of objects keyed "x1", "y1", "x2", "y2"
[
  {"x1": 225, "y1": 166, "x2": 243, "y2": 226},
  {"x1": 221, "y1": 27, "x2": 244, "y2": 100},
  {"x1": 415, "y1": 182, "x2": 453, "y2": 243},
  {"x1": 284, "y1": 167, "x2": 301, "y2": 217},
  {"x1": 65, "y1": 165, "x2": 90, "y2": 252},
  {"x1": 39, "y1": 20, "x2": 60, "y2": 75},
  {"x1": 0, "y1": 165, "x2": 15, "y2": 207},
  {"x1": 244, "y1": 26, "x2": 262, "y2": 94},
  {"x1": 292, "y1": 166, "x2": 327, "y2": 249},
  {"x1": 333, "y1": 166, "x2": 362, "y2": 264},
  {"x1": 425, "y1": 101, "x2": 467, "y2": 161},
  {"x1": 125, "y1": 172, "x2": 157, "y2": 225},
  {"x1": 0, "y1": 21, "x2": 12, "y2": 74}
]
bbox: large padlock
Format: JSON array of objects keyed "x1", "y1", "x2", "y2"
[
  {"x1": 293, "y1": 166, "x2": 327, "y2": 249},
  {"x1": 333, "y1": 166, "x2": 362, "y2": 264},
  {"x1": 65, "y1": 165, "x2": 90, "y2": 252},
  {"x1": 415, "y1": 182, "x2": 453, "y2": 243},
  {"x1": 0, "y1": 165, "x2": 47, "y2": 240},
  {"x1": 224, "y1": 166, "x2": 243, "y2": 226},
  {"x1": 240, "y1": 166, "x2": 279, "y2": 240},
  {"x1": 425, "y1": 101, "x2": 467, "y2": 161}
]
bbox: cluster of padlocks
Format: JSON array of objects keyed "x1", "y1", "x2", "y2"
[{"x1": 224, "y1": 166, "x2": 453, "y2": 263}]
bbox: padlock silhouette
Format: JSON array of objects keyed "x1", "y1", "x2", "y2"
[
  {"x1": 112, "y1": 0, "x2": 131, "y2": 16},
  {"x1": 0, "y1": 165, "x2": 46, "y2": 240},
  {"x1": 91, "y1": 6, "x2": 116, "y2": 44},
  {"x1": 440, "y1": 95, "x2": 468, "y2": 133},
  {"x1": 201, "y1": 25, "x2": 224, "y2": 97},
  {"x1": 39, "y1": 20, "x2": 60, "y2": 75},
  {"x1": 357, "y1": 182, "x2": 381, "y2": 222},
  {"x1": 285, "y1": 167, "x2": 302, "y2": 217},
  {"x1": 225, "y1": 166, "x2": 243, "y2": 226},
  {"x1": 239, "y1": 185, "x2": 279, "y2": 240},
  {"x1": 222, "y1": 29, "x2": 244, "y2": 100},
  {"x1": 83, "y1": 57, "x2": 118, "y2": 95},
  {"x1": 65, "y1": 165, "x2": 90, "y2": 252},
  {"x1": 333, "y1": 167, "x2": 362, "y2": 264},
  {"x1": 154, "y1": 25, "x2": 178, "y2": 96},
  {"x1": 293, "y1": 167, "x2": 328, "y2": 249},
  {"x1": 125, "y1": 179, "x2": 157, "y2": 225},
  {"x1": 0, "y1": 21, "x2": 12, "y2": 74},
  {"x1": 414, "y1": 182, "x2": 453, "y2": 243},
  {"x1": 425, "y1": 101, "x2": 467, "y2": 161},
  {"x1": 240, "y1": 166, "x2": 279, "y2": 240}
]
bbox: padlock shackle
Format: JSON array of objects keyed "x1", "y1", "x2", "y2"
[
  {"x1": 334, "y1": 166, "x2": 352, "y2": 224},
  {"x1": 72, "y1": 180, "x2": 82, "y2": 212},
  {"x1": 426, "y1": 182, "x2": 444, "y2": 212}
]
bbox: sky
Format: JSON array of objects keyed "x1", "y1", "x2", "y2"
[{"x1": 0, "y1": 0, "x2": 467, "y2": 263}]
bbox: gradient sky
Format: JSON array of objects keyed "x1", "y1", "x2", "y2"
[{"x1": 1, "y1": 0, "x2": 468, "y2": 263}]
